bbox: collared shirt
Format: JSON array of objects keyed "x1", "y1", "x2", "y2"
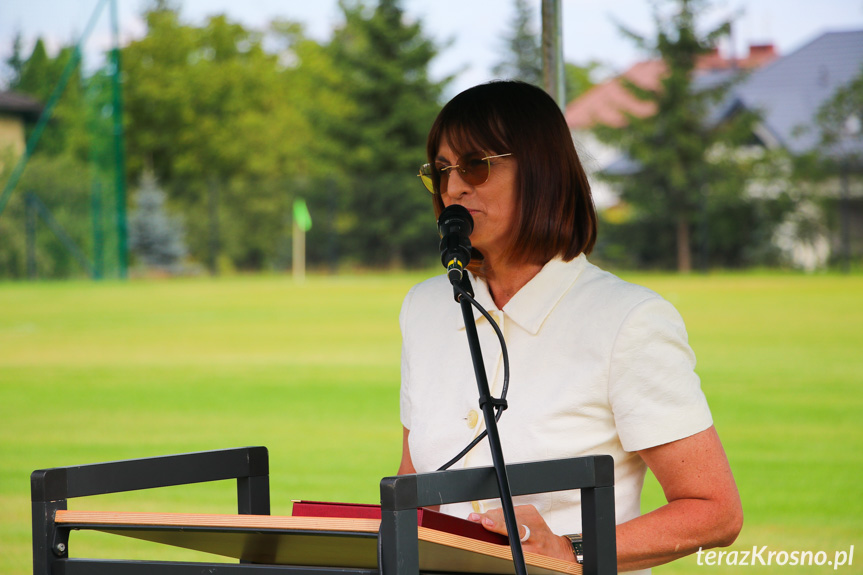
[{"x1": 400, "y1": 255, "x2": 712, "y2": 540}]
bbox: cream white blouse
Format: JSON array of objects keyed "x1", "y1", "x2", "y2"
[{"x1": 399, "y1": 255, "x2": 713, "y2": 541}]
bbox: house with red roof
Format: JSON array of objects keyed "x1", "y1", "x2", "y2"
[
  {"x1": 567, "y1": 31, "x2": 863, "y2": 269},
  {"x1": 566, "y1": 42, "x2": 778, "y2": 209}
]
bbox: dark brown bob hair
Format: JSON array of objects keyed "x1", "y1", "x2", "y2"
[{"x1": 427, "y1": 80, "x2": 596, "y2": 271}]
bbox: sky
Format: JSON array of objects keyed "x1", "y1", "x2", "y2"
[{"x1": 1, "y1": 0, "x2": 862, "y2": 96}]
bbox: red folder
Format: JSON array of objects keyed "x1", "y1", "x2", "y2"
[{"x1": 292, "y1": 500, "x2": 509, "y2": 546}]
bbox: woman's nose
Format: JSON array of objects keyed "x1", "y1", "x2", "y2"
[{"x1": 444, "y1": 169, "x2": 471, "y2": 198}]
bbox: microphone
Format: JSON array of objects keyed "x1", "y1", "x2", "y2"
[{"x1": 438, "y1": 204, "x2": 474, "y2": 283}]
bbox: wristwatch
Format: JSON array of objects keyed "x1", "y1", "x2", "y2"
[{"x1": 563, "y1": 533, "x2": 584, "y2": 564}]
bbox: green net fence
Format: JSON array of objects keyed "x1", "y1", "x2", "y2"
[{"x1": 0, "y1": 0, "x2": 126, "y2": 280}]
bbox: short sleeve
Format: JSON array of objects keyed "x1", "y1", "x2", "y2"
[{"x1": 608, "y1": 296, "x2": 713, "y2": 452}]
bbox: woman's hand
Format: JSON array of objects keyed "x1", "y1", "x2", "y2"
[{"x1": 468, "y1": 504, "x2": 575, "y2": 562}]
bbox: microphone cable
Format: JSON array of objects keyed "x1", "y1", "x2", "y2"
[{"x1": 437, "y1": 280, "x2": 510, "y2": 471}]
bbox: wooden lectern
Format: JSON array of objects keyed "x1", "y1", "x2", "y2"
[{"x1": 31, "y1": 446, "x2": 617, "y2": 575}]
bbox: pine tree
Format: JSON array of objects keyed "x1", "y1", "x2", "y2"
[
  {"x1": 492, "y1": 1, "x2": 599, "y2": 103},
  {"x1": 128, "y1": 171, "x2": 186, "y2": 270},
  {"x1": 596, "y1": 0, "x2": 761, "y2": 271},
  {"x1": 3, "y1": 32, "x2": 25, "y2": 89},
  {"x1": 492, "y1": 0, "x2": 542, "y2": 86},
  {"x1": 320, "y1": 0, "x2": 448, "y2": 266},
  {"x1": 14, "y1": 39, "x2": 52, "y2": 97}
]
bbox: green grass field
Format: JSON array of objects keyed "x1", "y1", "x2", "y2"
[{"x1": 1, "y1": 271, "x2": 862, "y2": 573}]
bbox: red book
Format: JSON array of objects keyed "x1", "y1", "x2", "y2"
[{"x1": 291, "y1": 500, "x2": 509, "y2": 546}]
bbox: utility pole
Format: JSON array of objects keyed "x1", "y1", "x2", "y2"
[{"x1": 541, "y1": 0, "x2": 565, "y2": 110}]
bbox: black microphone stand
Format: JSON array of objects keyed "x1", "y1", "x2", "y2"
[{"x1": 452, "y1": 274, "x2": 528, "y2": 575}]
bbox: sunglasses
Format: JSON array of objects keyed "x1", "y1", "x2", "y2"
[{"x1": 418, "y1": 152, "x2": 512, "y2": 194}]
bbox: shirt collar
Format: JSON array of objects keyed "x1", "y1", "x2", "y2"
[{"x1": 455, "y1": 255, "x2": 587, "y2": 335}]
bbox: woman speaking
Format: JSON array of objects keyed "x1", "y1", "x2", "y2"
[{"x1": 397, "y1": 80, "x2": 742, "y2": 572}]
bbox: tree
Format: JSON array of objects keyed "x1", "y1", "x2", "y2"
[
  {"x1": 1, "y1": 36, "x2": 120, "y2": 279},
  {"x1": 815, "y1": 62, "x2": 863, "y2": 166},
  {"x1": 492, "y1": 0, "x2": 542, "y2": 86},
  {"x1": 122, "y1": 4, "x2": 317, "y2": 271},
  {"x1": 3, "y1": 31, "x2": 25, "y2": 89},
  {"x1": 128, "y1": 170, "x2": 186, "y2": 270},
  {"x1": 7, "y1": 1, "x2": 448, "y2": 274},
  {"x1": 564, "y1": 61, "x2": 601, "y2": 103},
  {"x1": 122, "y1": 7, "x2": 301, "y2": 183},
  {"x1": 596, "y1": 0, "x2": 762, "y2": 272},
  {"x1": 316, "y1": 0, "x2": 449, "y2": 266},
  {"x1": 10, "y1": 39, "x2": 87, "y2": 158},
  {"x1": 7, "y1": 34, "x2": 118, "y2": 164},
  {"x1": 0, "y1": 152, "x2": 93, "y2": 279},
  {"x1": 492, "y1": 1, "x2": 599, "y2": 103},
  {"x1": 12, "y1": 38, "x2": 51, "y2": 96},
  {"x1": 813, "y1": 62, "x2": 863, "y2": 270}
]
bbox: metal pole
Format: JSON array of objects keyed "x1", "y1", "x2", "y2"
[
  {"x1": 92, "y1": 180, "x2": 104, "y2": 280},
  {"x1": 700, "y1": 182, "x2": 709, "y2": 273},
  {"x1": 208, "y1": 177, "x2": 221, "y2": 276},
  {"x1": 840, "y1": 161, "x2": 850, "y2": 274},
  {"x1": 293, "y1": 221, "x2": 306, "y2": 282},
  {"x1": 541, "y1": 0, "x2": 565, "y2": 110},
  {"x1": 26, "y1": 193, "x2": 37, "y2": 280},
  {"x1": 110, "y1": 0, "x2": 128, "y2": 279},
  {"x1": 456, "y1": 290, "x2": 527, "y2": 575}
]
